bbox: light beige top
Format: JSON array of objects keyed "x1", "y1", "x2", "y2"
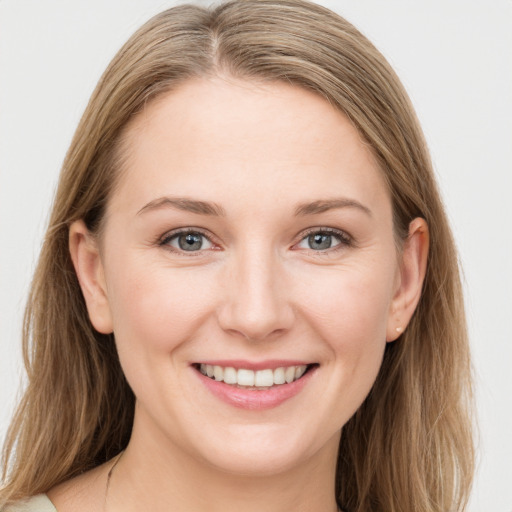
[{"x1": 2, "y1": 495, "x2": 56, "y2": 512}]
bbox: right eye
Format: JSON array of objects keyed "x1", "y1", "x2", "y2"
[{"x1": 161, "y1": 230, "x2": 214, "y2": 253}]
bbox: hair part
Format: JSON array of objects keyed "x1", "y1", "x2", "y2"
[{"x1": 1, "y1": 2, "x2": 474, "y2": 511}]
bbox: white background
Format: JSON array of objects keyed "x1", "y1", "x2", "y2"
[{"x1": 0, "y1": 1, "x2": 511, "y2": 510}]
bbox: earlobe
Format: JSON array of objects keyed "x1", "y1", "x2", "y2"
[
  {"x1": 386, "y1": 218, "x2": 429, "y2": 342},
  {"x1": 69, "y1": 220, "x2": 113, "y2": 334}
]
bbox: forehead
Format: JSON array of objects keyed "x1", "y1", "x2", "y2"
[{"x1": 111, "y1": 76, "x2": 390, "y2": 217}]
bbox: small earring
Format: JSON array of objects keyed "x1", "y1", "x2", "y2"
[{"x1": 395, "y1": 326, "x2": 403, "y2": 333}]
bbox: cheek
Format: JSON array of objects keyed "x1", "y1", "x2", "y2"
[
  {"x1": 298, "y1": 265, "x2": 394, "y2": 421},
  {"x1": 294, "y1": 261, "x2": 394, "y2": 376},
  {"x1": 301, "y1": 267, "x2": 393, "y2": 336},
  {"x1": 105, "y1": 256, "x2": 217, "y2": 355}
]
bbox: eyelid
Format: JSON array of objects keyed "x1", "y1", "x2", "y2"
[
  {"x1": 158, "y1": 227, "x2": 220, "y2": 254},
  {"x1": 293, "y1": 227, "x2": 354, "y2": 251},
  {"x1": 156, "y1": 226, "x2": 353, "y2": 255}
]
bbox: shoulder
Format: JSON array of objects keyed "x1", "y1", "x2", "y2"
[{"x1": 1, "y1": 494, "x2": 57, "y2": 512}]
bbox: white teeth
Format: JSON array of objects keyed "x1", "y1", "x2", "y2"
[
  {"x1": 273, "y1": 367, "x2": 286, "y2": 385},
  {"x1": 284, "y1": 366, "x2": 295, "y2": 383},
  {"x1": 213, "y1": 365, "x2": 224, "y2": 381},
  {"x1": 255, "y1": 369, "x2": 273, "y2": 387},
  {"x1": 223, "y1": 366, "x2": 237, "y2": 384},
  {"x1": 199, "y1": 364, "x2": 311, "y2": 388},
  {"x1": 237, "y1": 369, "x2": 255, "y2": 386},
  {"x1": 295, "y1": 365, "x2": 307, "y2": 379}
]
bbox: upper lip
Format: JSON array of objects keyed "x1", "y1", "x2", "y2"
[{"x1": 192, "y1": 360, "x2": 315, "y2": 371}]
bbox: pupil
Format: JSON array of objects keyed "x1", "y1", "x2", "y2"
[
  {"x1": 179, "y1": 233, "x2": 202, "y2": 251},
  {"x1": 309, "y1": 233, "x2": 331, "y2": 250}
]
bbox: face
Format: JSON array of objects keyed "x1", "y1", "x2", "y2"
[{"x1": 74, "y1": 77, "x2": 419, "y2": 476}]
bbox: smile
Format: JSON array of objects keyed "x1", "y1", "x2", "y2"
[
  {"x1": 193, "y1": 362, "x2": 317, "y2": 410},
  {"x1": 198, "y1": 364, "x2": 308, "y2": 389}
]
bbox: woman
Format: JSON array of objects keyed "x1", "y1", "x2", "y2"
[{"x1": 0, "y1": 1, "x2": 474, "y2": 511}]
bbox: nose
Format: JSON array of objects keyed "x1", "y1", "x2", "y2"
[{"x1": 217, "y1": 247, "x2": 295, "y2": 341}]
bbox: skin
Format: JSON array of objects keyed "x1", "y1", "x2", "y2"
[{"x1": 52, "y1": 77, "x2": 428, "y2": 512}]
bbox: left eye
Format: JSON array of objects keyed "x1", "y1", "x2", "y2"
[
  {"x1": 165, "y1": 232, "x2": 213, "y2": 252},
  {"x1": 296, "y1": 231, "x2": 345, "y2": 251}
]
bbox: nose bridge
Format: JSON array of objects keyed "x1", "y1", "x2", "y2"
[{"x1": 218, "y1": 241, "x2": 293, "y2": 340}]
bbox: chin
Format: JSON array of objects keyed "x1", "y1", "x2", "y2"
[
  {"x1": 204, "y1": 446, "x2": 308, "y2": 477},
  {"x1": 190, "y1": 422, "x2": 339, "y2": 477}
]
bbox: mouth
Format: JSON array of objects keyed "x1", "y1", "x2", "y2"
[
  {"x1": 192, "y1": 361, "x2": 317, "y2": 409},
  {"x1": 194, "y1": 363, "x2": 314, "y2": 390}
]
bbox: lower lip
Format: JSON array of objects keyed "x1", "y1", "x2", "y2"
[{"x1": 194, "y1": 367, "x2": 315, "y2": 410}]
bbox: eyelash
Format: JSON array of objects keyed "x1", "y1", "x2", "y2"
[
  {"x1": 295, "y1": 227, "x2": 353, "y2": 253},
  {"x1": 157, "y1": 227, "x2": 353, "y2": 255},
  {"x1": 158, "y1": 228, "x2": 217, "y2": 256}
]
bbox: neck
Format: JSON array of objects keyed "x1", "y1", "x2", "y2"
[{"x1": 107, "y1": 410, "x2": 341, "y2": 512}]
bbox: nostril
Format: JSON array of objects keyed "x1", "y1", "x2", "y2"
[
  {"x1": 216, "y1": 270, "x2": 295, "y2": 340},
  {"x1": 217, "y1": 306, "x2": 295, "y2": 342}
]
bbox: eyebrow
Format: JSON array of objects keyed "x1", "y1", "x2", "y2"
[
  {"x1": 137, "y1": 197, "x2": 226, "y2": 216},
  {"x1": 137, "y1": 196, "x2": 371, "y2": 218},
  {"x1": 294, "y1": 198, "x2": 372, "y2": 217}
]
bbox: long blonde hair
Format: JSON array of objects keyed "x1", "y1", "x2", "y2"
[{"x1": 1, "y1": 1, "x2": 474, "y2": 510}]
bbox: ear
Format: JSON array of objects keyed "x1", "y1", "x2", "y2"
[
  {"x1": 386, "y1": 217, "x2": 429, "y2": 342},
  {"x1": 69, "y1": 220, "x2": 113, "y2": 334}
]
